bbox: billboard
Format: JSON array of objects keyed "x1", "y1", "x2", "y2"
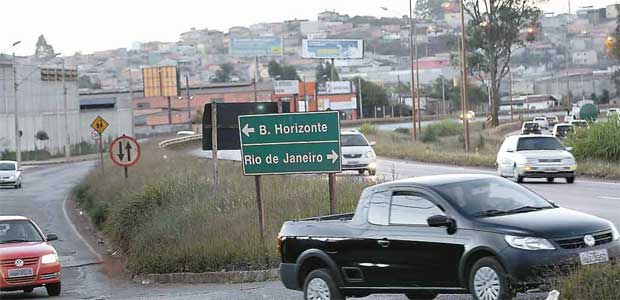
[
  {"x1": 274, "y1": 80, "x2": 300, "y2": 95},
  {"x1": 142, "y1": 66, "x2": 179, "y2": 97},
  {"x1": 318, "y1": 81, "x2": 353, "y2": 95},
  {"x1": 302, "y1": 39, "x2": 364, "y2": 59},
  {"x1": 229, "y1": 37, "x2": 283, "y2": 57}
]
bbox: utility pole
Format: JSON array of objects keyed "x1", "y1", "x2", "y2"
[
  {"x1": 459, "y1": 0, "x2": 471, "y2": 151},
  {"x1": 509, "y1": 65, "x2": 514, "y2": 121},
  {"x1": 409, "y1": 0, "x2": 418, "y2": 140},
  {"x1": 254, "y1": 56, "x2": 259, "y2": 102},
  {"x1": 62, "y1": 58, "x2": 70, "y2": 158},
  {"x1": 414, "y1": 29, "x2": 422, "y2": 132},
  {"x1": 186, "y1": 74, "x2": 192, "y2": 130},
  {"x1": 358, "y1": 76, "x2": 364, "y2": 119},
  {"x1": 12, "y1": 52, "x2": 21, "y2": 167},
  {"x1": 441, "y1": 74, "x2": 446, "y2": 115}
]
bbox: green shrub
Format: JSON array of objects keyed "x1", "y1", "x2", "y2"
[
  {"x1": 421, "y1": 121, "x2": 463, "y2": 143},
  {"x1": 359, "y1": 123, "x2": 377, "y2": 135},
  {"x1": 565, "y1": 119, "x2": 620, "y2": 162},
  {"x1": 552, "y1": 263, "x2": 620, "y2": 300},
  {"x1": 394, "y1": 127, "x2": 410, "y2": 135}
]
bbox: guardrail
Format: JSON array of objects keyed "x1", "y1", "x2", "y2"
[{"x1": 158, "y1": 134, "x2": 202, "y2": 149}]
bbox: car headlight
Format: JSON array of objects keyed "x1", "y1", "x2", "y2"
[
  {"x1": 610, "y1": 223, "x2": 619, "y2": 241},
  {"x1": 41, "y1": 253, "x2": 59, "y2": 264},
  {"x1": 504, "y1": 235, "x2": 555, "y2": 250},
  {"x1": 365, "y1": 151, "x2": 376, "y2": 159}
]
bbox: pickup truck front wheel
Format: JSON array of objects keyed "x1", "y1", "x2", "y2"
[{"x1": 303, "y1": 268, "x2": 344, "y2": 300}]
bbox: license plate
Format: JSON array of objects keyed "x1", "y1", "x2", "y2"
[
  {"x1": 8, "y1": 268, "x2": 33, "y2": 278},
  {"x1": 579, "y1": 249, "x2": 609, "y2": 265},
  {"x1": 544, "y1": 168, "x2": 558, "y2": 172},
  {"x1": 348, "y1": 161, "x2": 359, "y2": 165}
]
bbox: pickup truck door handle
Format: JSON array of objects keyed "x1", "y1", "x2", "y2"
[{"x1": 377, "y1": 239, "x2": 390, "y2": 248}]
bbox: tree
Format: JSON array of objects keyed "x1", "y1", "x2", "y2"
[
  {"x1": 353, "y1": 77, "x2": 389, "y2": 117},
  {"x1": 212, "y1": 63, "x2": 235, "y2": 83},
  {"x1": 463, "y1": 0, "x2": 542, "y2": 126},
  {"x1": 268, "y1": 60, "x2": 300, "y2": 80},
  {"x1": 315, "y1": 61, "x2": 340, "y2": 83},
  {"x1": 427, "y1": 77, "x2": 489, "y2": 112},
  {"x1": 35, "y1": 35, "x2": 55, "y2": 59},
  {"x1": 415, "y1": 0, "x2": 446, "y2": 21}
]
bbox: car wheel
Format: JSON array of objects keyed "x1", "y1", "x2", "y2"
[
  {"x1": 546, "y1": 177, "x2": 554, "y2": 183},
  {"x1": 405, "y1": 291, "x2": 438, "y2": 299},
  {"x1": 303, "y1": 268, "x2": 343, "y2": 300},
  {"x1": 512, "y1": 167, "x2": 523, "y2": 183},
  {"x1": 358, "y1": 170, "x2": 365, "y2": 175},
  {"x1": 566, "y1": 176, "x2": 575, "y2": 184},
  {"x1": 46, "y1": 282, "x2": 61, "y2": 297},
  {"x1": 23, "y1": 287, "x2": 34, "y2": 293},
  {"x1": 369, "y1": 169, "x2": 376, "y2": 176},
  {"x1": 469, "y1": 257, "x2": 514, "y2": 300}
]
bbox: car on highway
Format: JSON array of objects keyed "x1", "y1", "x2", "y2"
[
  {"x1": 0, "y1": 216, "x2": 61, "y2": 296},
  {"x1": 569, "y1": 119, "x2": 588, "y2": 129},
  {"x1": 521, "y1": 121, "x2": 541, "y2": 135},
  {"x1": 496, "y1": 135, "x2": 577, "y2": 183},
  {"x1": 278, "y1": 175, "x2": 620, "y2": 300},
  {"x1": 340, "y1": 130, "x2": 376, "y2": 176},
  {"x1": 545, "y1": 116, "x2": 559, "y2": 127},
  {"x1": 460, "y1": 110, "x2": 476, "y2": 121},
  {"x1": 552, "y1": 123, "x2": 574, "y2": 139},
  {"x1": 607, "y1": 108, "x2": 620, "y2": 117},
  {"x1": 532, "y1": 117, "x2": 549, "y2": 129},
  {"x1": 0, "y1": 161, "x2": 22, "y2": 189}
]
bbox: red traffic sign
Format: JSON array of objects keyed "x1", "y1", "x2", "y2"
[{"x1": 109, "y1": 135, "x2": 141, "y2": 167}]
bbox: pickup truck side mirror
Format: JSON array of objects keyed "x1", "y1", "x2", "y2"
[
  {"x1": 46, "y1": 234, "x2": 58, "y2": 242},
  {"x1": 427, "y1": 215, "x2": 453, "y2": 227},
  {"x1": 506, "y1": 148, "x2": 515, "y2": 153}
]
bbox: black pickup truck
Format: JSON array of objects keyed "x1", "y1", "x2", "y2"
[{"x1": 278, "y1": 174, "x2": 620, "y2": 300}]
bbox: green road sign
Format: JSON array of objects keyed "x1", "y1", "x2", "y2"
[{"x1": 239, "y1": 111, "x2": 341, "y2": 175}]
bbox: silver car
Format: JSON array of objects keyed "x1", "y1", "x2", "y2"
[
  {"x1": 496, "y1": 135, "x2": 577, "y2": 184},
  {"x1": 0, "y1": 161, "x2": 22, "y2": 189}
]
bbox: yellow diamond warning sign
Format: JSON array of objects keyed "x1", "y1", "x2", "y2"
[{"x1": 90, "y1": 116, "x2": 109, "y2": 134}]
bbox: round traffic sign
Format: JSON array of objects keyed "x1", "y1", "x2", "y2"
[
  {"x1": 109, "y1": 135, "x2": 141, "y2": 167},
  {"x1": 91, "y1": 131, "x2": 101, "y2": 141}
]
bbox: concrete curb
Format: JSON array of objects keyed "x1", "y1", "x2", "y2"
[{"x1": 133, "y1": 269, "x2": 279, "y2": 285}]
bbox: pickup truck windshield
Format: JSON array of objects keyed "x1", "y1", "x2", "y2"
[
  {"x1": 341, "y1": 135, "x2": 368, "y2": 147},
  {"x1": 0, "y1": 220, "x2": 44, "y2": 244},
  {"x1": 0, "y1": 163, "x2": 16, "y2": 171},
  {"x1": 517, "y1": 137, "x2": 564, "y2": 151},
  {"x1": 434, "y1": 178, "x2": 554, "y2": 217}
]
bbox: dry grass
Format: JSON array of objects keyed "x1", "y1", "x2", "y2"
[{"x1": 74, "y1": 142, "x2": 371, "y2": 274}]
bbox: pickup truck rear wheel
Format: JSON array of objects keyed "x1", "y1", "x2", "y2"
[
  {"x1": 303, "y1": 268, "x2": 343, "y2": 300},
  {"x1": 469, "y1": 257, "x2": 514, "y2": 300}
]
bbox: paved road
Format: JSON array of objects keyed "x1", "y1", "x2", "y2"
[{"x1": 5, "y1": 157, "x2": 615, "y2": 299}]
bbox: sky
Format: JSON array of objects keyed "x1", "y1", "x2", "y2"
[{"x1": 1, "y1": 0, "x2": 619, "y2": 56}]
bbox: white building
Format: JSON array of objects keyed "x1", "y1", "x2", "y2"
[
  {"x1": 500, "y1": 95, "x2": 559, "y2": 111},
  {"x1": 572, "y1": 50, "x2": 598, "y2": 66}
]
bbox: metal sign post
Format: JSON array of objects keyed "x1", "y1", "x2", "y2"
[
  {"x1": 239, "y1": 111, "x2": 342, "y2": 219},
  {"x1": 90, "y1": 116, "x2": 110, "y2": 174},
  {"x1": 109, "y1": 135, "x2": 141, "y2": 180},
  {"x1": 211, "y1": 102, "x2": 218, "y2": 197}
]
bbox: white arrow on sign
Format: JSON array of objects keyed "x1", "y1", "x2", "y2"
[
  {"x1": 242, "y1": 124, "x2": 256, "y2": 137},
  {"x1": 326, "y1": 150, "x2": 339, "y2": 164}
]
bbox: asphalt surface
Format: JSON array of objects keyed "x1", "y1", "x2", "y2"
[{"x1": 4, "y1": 154, "x2": 619, "y2": 299}]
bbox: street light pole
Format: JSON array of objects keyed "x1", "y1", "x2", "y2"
[
  {"x1": 409, "y1": 0, "x2": 418, "y2": 141},
  {"x1": 459, "y1": 0, "x2": 471, "y2": 151},
  {"x1": 12, "y1": 51, "x2": 21, "y2": 167},
  {"x1": 62, "y1": 58, "x2": 70, "y2": 158}
]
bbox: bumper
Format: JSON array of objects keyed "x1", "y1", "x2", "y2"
[
  {"x1": 342, "y1": 158, "x2": 376, "y2": 171},
  {"x1": 0, "y1": 263, "x2": 61, "y2": 291},
  {"x1": 280, "y1": 263, "x2": 301, "y2": 291},
  {"x1": 0, "y1": 180, "x2": 17, "y2": 186},
  {"x1": 499, "y1": 240, "x2": 620, "y2": 287},
  {"x1": 518, "y1": 165, "x2": 576, "y2": 178}
]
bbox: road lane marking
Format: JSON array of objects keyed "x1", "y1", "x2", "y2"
[
  {"x1": 599, "y1": 196, "x2": 620, "y2": 200},
  {"x1": 62, "y1": 195, "x2": 104, "y2": 263}
]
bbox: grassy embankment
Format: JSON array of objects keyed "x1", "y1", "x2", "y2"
[
  {"x1": 74, "y1": 143, "x2": 372, "y2": 274},
  {"x1": 362, "y1": 120, "x2": 620, "y2": 180}
]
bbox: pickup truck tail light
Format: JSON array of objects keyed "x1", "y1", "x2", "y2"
[{"x1": 277, "y1": 234, "x2": 283, "y2": 253}]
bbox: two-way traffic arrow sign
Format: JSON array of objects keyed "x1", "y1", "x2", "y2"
[{"x1": 109, "y1": 135, "x2": 141, "y2": 168}]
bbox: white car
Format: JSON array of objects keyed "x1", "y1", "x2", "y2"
[
  {"x1": 552, "y1": 123, "x2": 574, "y2": 139},
  {"x1": 0, "y1": 161, "x2": 22, "y2": 189},
  {"x1": 341, "y1": 131, "x2": 377, "y2": 176},
  {"x1": 496, "y1": 135, "x2": 577, "y2": 184},
  {"x1": 607, "y1": 108, "x2": 620, "y2": 117},
  {"x1": 569, "y1": 119, "x2": 588, "y2": 129},
  {"x1": 532, "y1": 117, "x2": 549, "y2": 129}
]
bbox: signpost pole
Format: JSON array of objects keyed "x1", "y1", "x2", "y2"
[
  {"x1": 329, "y1": 173, "x2": 337, "y2": 215},
  {"x1": 255, "y1": 175, "x2": 265, "y2": 241},
  {"x1": 99, "y1": 134, "x2": 104, "y2": 175},
  {"x1": 211, "y1": 102, "x2": 218, "y2": 197},
  {"x1": 124, "y1": 166, "x2": 128, "y2": 179}
]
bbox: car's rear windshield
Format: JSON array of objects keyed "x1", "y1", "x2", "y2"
[
  {"x1": 341, "y1": 135, "x2": 368, "y2": 147},
  {"x1": 0, "y1": 220, "x2": 43, "y2": 244},
  {"x1": 557, "y1": 126, "x2": 573, "y2": 134},
  {"x1": 0, "y1": 163, "x2": 16, "y2": 171},
  {"x1": 524, "y1": 123, "x2": 538, "y2": 129},
  {"x1": 517, "y1": 137, "x2": 564, "y2": 151}
]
